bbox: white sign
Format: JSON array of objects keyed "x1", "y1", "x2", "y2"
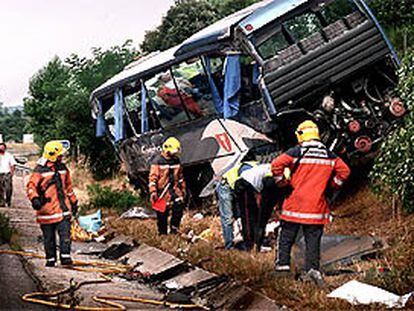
[{"x1": 23, "y1": 134, "x2": 34, "y2": 144}]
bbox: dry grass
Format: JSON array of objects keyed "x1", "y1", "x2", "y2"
[{"x1": 106, "y1": 186, "x2": 414, "y2": 310}]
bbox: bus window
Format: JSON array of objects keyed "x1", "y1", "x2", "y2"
[
  {"x1": 319, "y1": 0, "x2": 358, "y2": 24},
  {"x1": 146, "y1": 69, "x2": 191, "y2": 128},
  {"x1": 284, "y1": 12, "x2": 323, "y2": 41},
  {"x1": 171, "y1": 58, "x2": 217, "y2": 118},
  {"x1": 257, "y1": 28, "x2": 289, "y2": 60},
  {"x1": 124, "y1": 92, "x2": 141, "y2": 136}
]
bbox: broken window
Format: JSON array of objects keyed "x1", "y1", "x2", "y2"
[
  {"x1": 318, "y1": 0, "x2": 358, "y2": 24},
  {"x1": 145, "y1": 69, "x2": 191, "y2": 128},
  {"x1": 171, "y1": 58, "x2": 217, "y2": 118},
  {"x1": 284, "y1": 11, "x2": 323, "y2": 41},
  {"x1": 257, "y1": 28, "x2": 289, "y2": 60}
]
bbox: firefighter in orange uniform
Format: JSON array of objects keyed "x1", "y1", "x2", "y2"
[
  {"x1": 27, "y1": 140, "x2": 78, "y2": 267},
  {"x1": 271, "y1": 121, "x2": 350, "y2": 284},
  {"x1": 149, "y1": 137, "x2": 186, "y2": 235}
]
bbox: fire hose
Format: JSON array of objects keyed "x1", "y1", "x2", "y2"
[{"x1": 0, "y1": 250, "x2": 209, "y2": 310}]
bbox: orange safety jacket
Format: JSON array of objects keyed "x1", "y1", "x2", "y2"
[
  {"x1": 149, "y1": 153, "x2": 186, "y2": 206},
  {"x1": 26, "y1": 160, "x2": 77, "y2": 224},
  {"x1": 271, "y1": 141, "x2": 350, "y2": 225}
]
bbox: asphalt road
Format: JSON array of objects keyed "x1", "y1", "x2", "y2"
[{"x1": 0, "y1": 249, "x2": 48, "y2": 311}]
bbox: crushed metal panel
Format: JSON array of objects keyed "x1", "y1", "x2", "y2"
[
  {"x1": 294, "y1": 234, "x2": 385, "y2": 270},
  {"x1": 162, "y1": 268, "x2": 217, "y2": 290},
  {"x1": 123, "y1": 244, "x2": 184, "y2": 275}
]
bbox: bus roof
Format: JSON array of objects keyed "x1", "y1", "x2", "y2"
[{"x1": 91, "y1": 0, "x2": 310, "y2": 101}]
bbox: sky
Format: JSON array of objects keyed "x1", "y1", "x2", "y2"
[{"x1": 0, "y1": 0, "x2": 174, "y2": 107}]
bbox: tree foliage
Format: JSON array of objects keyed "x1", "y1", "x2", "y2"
[
  {"x1": 24, "y1": 41, "x2": 138, "y2": 179},
  {"x1": 141, "y1": 0, "x2": 219, "y2": 53},
  {"x1": 370, "y1": 0, "x2": 414, "y2": 53},
  {"x1": 140, "y1": 0, "x2": 261, "y2": 53},
  {"x1": 0, "y1": 105, "x2": 28, "y2": 142},
  {"x1": 370, "y1": 52, "x2": 414, "y2": 212}
]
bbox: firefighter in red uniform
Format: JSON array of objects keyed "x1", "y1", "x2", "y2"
[
  {"x1": 27, "y1": 140, "x2": 78, "y2": 267},
  {"x1": 271, "y1": 120, "x2": 350, "y2": 284},
  {"x1": 149, "y1": 137, "x2": 186, "y2": 235}
]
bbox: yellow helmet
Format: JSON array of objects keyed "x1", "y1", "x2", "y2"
[
  {"x1": 162, "y1": 137, "x2": 181, "y2": 155},
  {"x1": 43, "y1": 140, "x2": 70, "y2": 162},
  {"x1": 296, "y1": 120, "x2": 320, "y2": 143}
]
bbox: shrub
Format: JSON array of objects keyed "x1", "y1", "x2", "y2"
[
  {"x1": 86, "y1": 184, "x2": 143, "y2": 213},
  {"x1": 370, "y1": 52, "x2": 414, "y2": 212},
  {"x1": 0, "y1": 213, "x2": 14, "y2": 245}
]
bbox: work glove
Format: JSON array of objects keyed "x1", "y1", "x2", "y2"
[
  {"x1": 71, "y1": 201, "x2": 79, "y2": 217},
  {"x1": 150, "y1": 192, "x2": 158, "y2": 203},
  {"x1": 31, "y1": 197, "x2": 42, "y2": 211}
]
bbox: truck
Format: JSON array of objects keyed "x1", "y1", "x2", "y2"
[{"x1": 90, "y1": 0, "x2": 405, "y2": 201}]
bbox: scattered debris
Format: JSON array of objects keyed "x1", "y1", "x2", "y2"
[
  {"x1": 294, "y1": 234, "x2": 386, "y2": 271},
  {"x1": 265, "y1": 221, "x2": 280, "y2": 235},
  {"x1": 192, "y1": 213, "x2": 204, "y2": 221},
  {"x1": 100, "y1": 242, "x2": 136, "y2": 260},
  {"x1": 78, "y1": 209, "x2": 102, "y2": 233},
  {"x1": 199, "y1": 228, "x2": 214, "y2": 241},
  {"x1": 71, "y1": 219, "x2": 106, "y2": 242},
  {"x1": 328, "y1": 280, "x2": 413, "y2": 308},
  {"x1": 120, "y1": 206, "x2": 156, "y2": 219}
]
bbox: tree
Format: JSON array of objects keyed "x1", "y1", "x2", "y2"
[
  {"x1": 371, "y1": 52, "x2": 414, "y2": 212},
  {"x1": 24, "y1": 41, "x2": 139, "y2": 179},
  {"x1": 208, "y1": 0, "x2": 260, "y2": 18},
  {"x1": 370, "y1": 0, "x2": 414, "y2": 53},
  {"x1": 141, "y1": 0, "x2": 219, "y2": 52},
  {"x1": 0, "y1": 107, "x2": 28, "y2": 142}
]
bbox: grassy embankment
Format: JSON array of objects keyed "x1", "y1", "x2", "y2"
[{"x1": 71, "y1": 166, "x2": 414, "y2": 310}]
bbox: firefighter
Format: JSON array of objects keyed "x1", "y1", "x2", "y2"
[
  {"x1": 216, "y1": 161, "x2": 257, "y2": 250},
  {"x1": 271, "y1": 120, "x2": 350, "y2": 285},
  {"x1": 149, "y1": 137, "x2": 186, "y2": 235},
  {"x1": 26, "y1": 140, "x2": 78, "y2": 267}
]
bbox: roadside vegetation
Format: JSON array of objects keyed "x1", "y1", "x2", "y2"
[{"x1": 0, "y1": 213, "x2": 14, "y2": 245}]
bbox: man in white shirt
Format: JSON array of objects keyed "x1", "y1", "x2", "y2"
[{"x1": 0, "y1": 143, "x2": 16, "y2": 207}]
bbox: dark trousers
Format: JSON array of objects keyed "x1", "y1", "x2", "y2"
[
  {"x1": 156, "y1": 202, "x2": 184, "y2": 235},
  {"x1": 40, "y1": 218, "x2": 71, "y2": 264},
  {"x1": 0, "y1": 173, "x2": 12, "y2": 206},
  {"x1": 277, "y1": 220, "x2": 324, "y2": 271},
  {"x1": 235, "y1": 179, "x2": 258, "y2": 250},
  {"x1": 255, "y1": 177, "x2": 279, "y2": 250}
]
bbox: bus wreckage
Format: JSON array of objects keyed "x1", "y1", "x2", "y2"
[{"x1": 90, "y1": 0, "x2": 404, "y2": 200}]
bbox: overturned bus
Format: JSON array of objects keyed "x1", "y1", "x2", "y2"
[{"x1": 90, "y1": 0, "x2": 404, "y2": 199}]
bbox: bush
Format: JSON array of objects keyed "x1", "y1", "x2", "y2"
[
  {"x1": 0, "y1": 213, "x2": 14, "y2": 245},
  {"x1": 86, "y1": 184, "x2": 143, "y2": 213},
  {"x1": 370, "y1": 52, "x2": 414, "y2": 212}
]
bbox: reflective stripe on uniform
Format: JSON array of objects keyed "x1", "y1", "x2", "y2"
[
  {"x1": 159, "y1": 164, "x2": 180, "y2": 169},
  {"x1": 37, "y1": 211, "x2": 71, "y2": 220},
  {"x1": 281, "y1": 210, "x2": 330, "y2": 220},
  {"x1": 58, "y1": 170, "x2": 67, "y2": 174},
  {"x1": 297, "y1": 158, "x2": 335, "y2": 166},
  {"x1": 41, "y1": 172, "x2": 55, "y2": 177},
  {"x1": 333, "y1": 176, "x2": 343, "y2": 186},
  {"x1": 46, "y1": 258, "x2": 56, "y2": 262},
  {"x1": 60, "y1": 254, "x2": 71, "y2": 258},
  {"x1": 274, "y1": 175, "x2": 284, "y2": 182}
]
